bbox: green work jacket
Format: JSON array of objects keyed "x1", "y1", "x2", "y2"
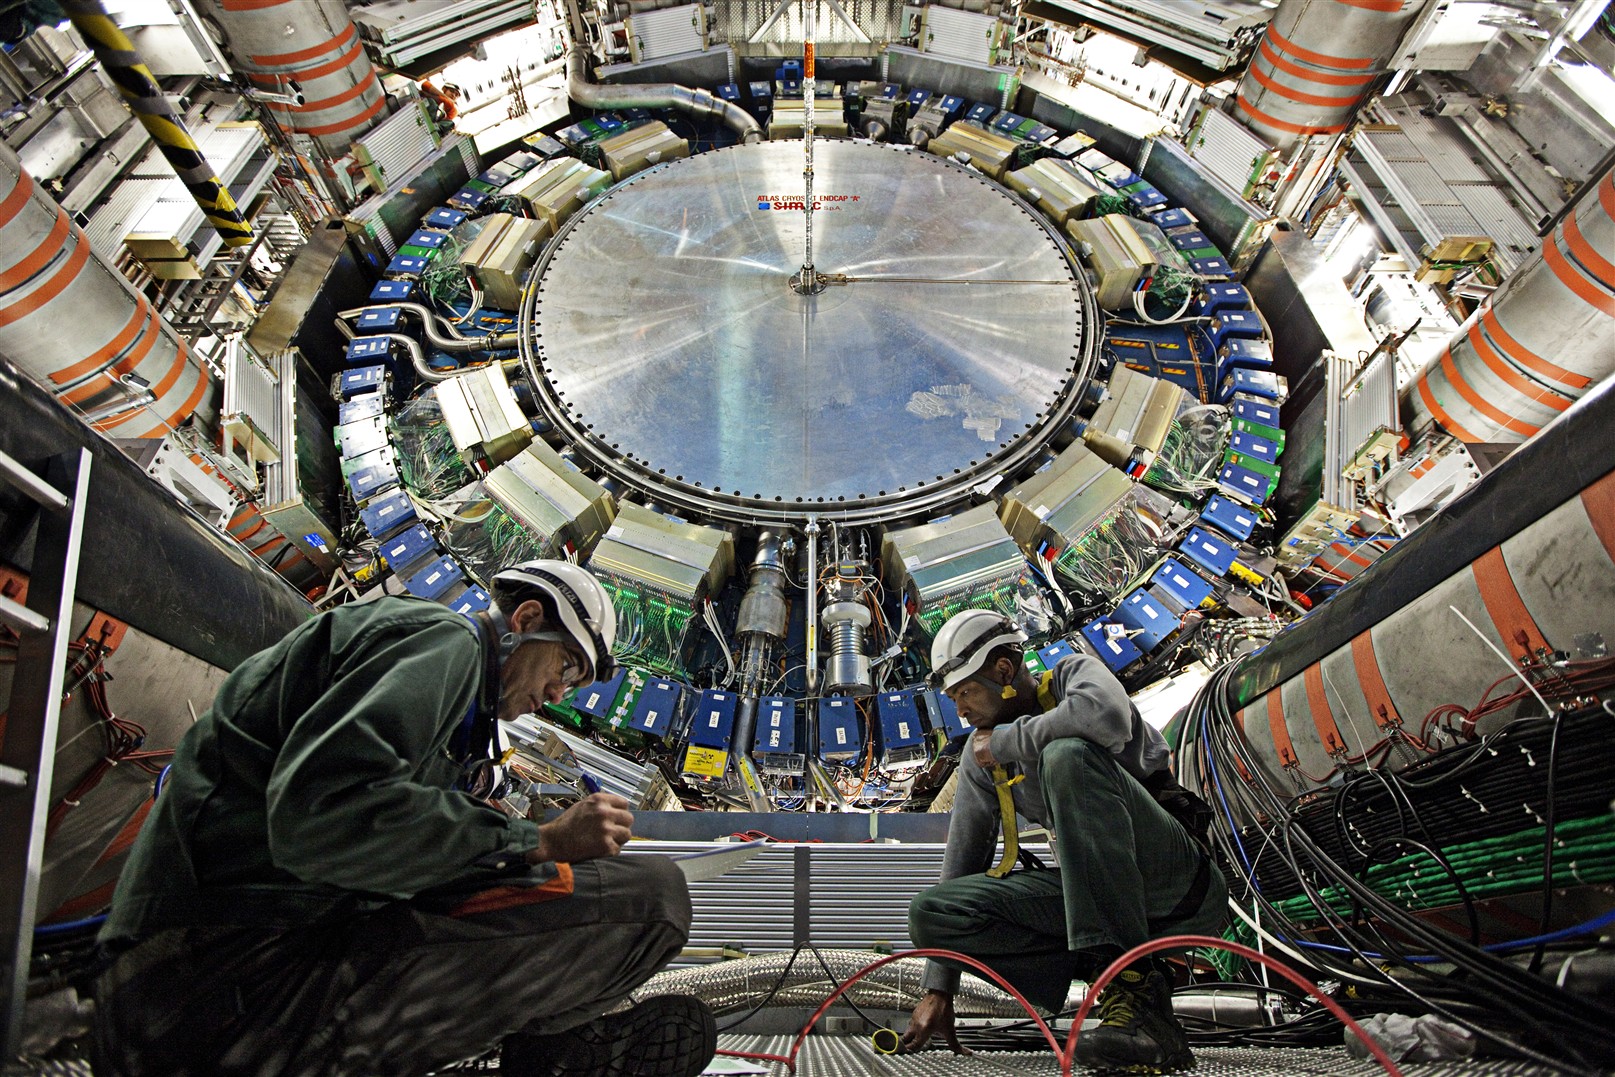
[{"x1": 101, "y1": 597, "x2": 542, "y2": 945}]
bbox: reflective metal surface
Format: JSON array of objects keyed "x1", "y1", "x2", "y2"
[{"x1": 523, "y1": 141, "x2": 1097, "y2": 523}]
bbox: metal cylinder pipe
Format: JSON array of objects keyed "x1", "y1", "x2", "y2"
[
  {"x1": 1404, "y1": 163, "x2": 1615, "y2": 443},
  {"x1": 202, "y1": 0, "x2": 388, "y2": 156},
  {"x1": 733, "y1": 531, "x2": 793, "y2": 772},
  {"x1": 566, "y1": 50, "x2": 762, "y2": 145},
  {"x1": 0, "y1": 141, "x2": 211, "y2": 438},
  {"x1": 0, "y1": 357, "x2": 310, "y2": 670},
  {"x1": 735, "y1": 532, "x2": 791, "y2": 643},
  {"x1": 339, "y1": 303, "x2": 520, "y2": 353},
  {"x1": 1211, "y1": 377, "x2": 1615, "y2": 786},
  {"x1": 822, "y1": 601, "x2": 873, "y2": 696},
  {"x1": 1235, "y1": 0, "x2": 1427, "y2": 151}
]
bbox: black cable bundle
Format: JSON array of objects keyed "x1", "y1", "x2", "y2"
[
  {"x1": 1177, "y1": 665, "x2": 1615, "y2": 1073},
  {"x1": 1243, "y1": 710, "x2": 1615, "y2": 899}
]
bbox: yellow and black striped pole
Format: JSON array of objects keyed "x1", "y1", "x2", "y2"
[{"x1": 62, "y1": 0, "x2": 254, "y2": 248}]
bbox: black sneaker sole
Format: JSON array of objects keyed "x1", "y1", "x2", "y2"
[
  {"x1": 1072, "y1": 1049, "x2": 1196, "y2": 1075},
  {"x1": 502, "y1": 995, "x2": 716, "y2": 1077}
]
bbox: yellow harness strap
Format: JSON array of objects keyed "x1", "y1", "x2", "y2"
[
  {"x1": 985, "y1": 765, "x2": 1025, "y2": 878},
  {"x1": 986, "y1": 670, "x2": 1058, "y2": 879}
]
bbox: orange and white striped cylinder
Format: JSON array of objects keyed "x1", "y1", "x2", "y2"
[
  {"x1": 1311, "y1": 537, "x2": 1393, "y2": 582},
  {"x1": 204, "y1": 0, "x2": 388, "y2": 156},
  {"x1": 0, "y1": 141, "x2": 211, "y2": 439},
  {"x1": 1405, "y1": 165, "x2": 1615, "y2": 443},
  {"x1": 1231, "y1": 466, "x2": 1615, "y2": 786},
  {"x1": 1235, "y1": 0, "x2": 1427, "y2": 150}
]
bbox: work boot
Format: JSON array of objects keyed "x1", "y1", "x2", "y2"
[
  {"x1": 499, "y1": 994, "x2": 717, "y2": 1077},
  {"x1": 1070, "y1": 969, "x2": 1194, "y2": 1074}
]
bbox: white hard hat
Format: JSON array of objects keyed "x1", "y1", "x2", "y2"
[
  {"x1": 492, "y1": 560, "x2": 618, "y2": 684},
  {"x1": 930, "y1": 609, "x2": 1028, "y2": 693}
]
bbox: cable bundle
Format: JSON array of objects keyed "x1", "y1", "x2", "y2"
[{"x1": 1179, "y1": 661, "x2": 1615, "y2": 1072}]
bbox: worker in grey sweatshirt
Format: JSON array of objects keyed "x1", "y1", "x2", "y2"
[{"x1": 901, "y1": 609, "x2": 1226, "y2": 1073}]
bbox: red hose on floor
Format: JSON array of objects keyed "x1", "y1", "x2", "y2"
[
  {"x1": 716, "y1": 938, "x2": 1406, "y2": 1075},
  {"x1": 715, "y1": 946, "x2": 1058, "y2": 1070},
  {"x1": 1067, "y1": 935, "x2": 1404, "y2": 1076}
]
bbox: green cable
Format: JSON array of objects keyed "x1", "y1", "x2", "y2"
[{"x1": 1272, "y1": 815, "x2": 1615, "y2": 923}]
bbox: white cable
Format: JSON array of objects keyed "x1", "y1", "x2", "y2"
[
  {"x1": 1132, "y1": 281, "x2": 1194, "y2": 325},
  {"x1": 1448, "y1": 604, "x2": 1552, "y2": 717},
  {"x1": 704, "y1": 602, "x2": 736, "y2": 680},
  {"x1": 1226, "y1": 898, "x2": 1382, "y2": 988}
]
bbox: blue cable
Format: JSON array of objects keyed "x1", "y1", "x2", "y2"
[
  {"x1": 33, "y1": 913, "x2": 107, "y2": 937},
  {"x1": 1284, "y1": 906, "x2": 1615, "y2": 964},
  {"x1": 1201, "y1": 702, "x2": 1255, "y2": 882}
]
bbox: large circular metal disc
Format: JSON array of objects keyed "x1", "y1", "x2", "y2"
[{"x1": 527, "y1": 140, "x2": 1094, "y2": 517}]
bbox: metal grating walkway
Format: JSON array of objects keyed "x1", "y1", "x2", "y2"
[
  {"x1": 714, "y1": 1036, "x2": 1570, "y2": 1076},
  {"x1": 4, "y1": 1039, "x2": 1572, "y2": 1075}
]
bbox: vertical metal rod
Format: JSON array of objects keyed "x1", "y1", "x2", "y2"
[
  {"x1": 802, "y1": 0, "x2": 816, "y2": 280},
  {"x1": 804, "y1": 515, "x2": 821, "y2": 694},
  {"x1": 792, "y1": 845, "x2": 812, "y2": 946}
]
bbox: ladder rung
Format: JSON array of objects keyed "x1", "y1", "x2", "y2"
[
  {"x1": 0, "y1": 764, "x2": 26, "y2": 788},
  {"x1": 0, "y1": 448, "x2": 69, "y2": 513},
  {"x1": 0, "y1": 594, "x2": 49, "y2": 635}
]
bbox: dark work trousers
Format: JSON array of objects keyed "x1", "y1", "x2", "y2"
[
  {"x1": 92, "y1": 855, "x2": 690, "y2": 1077},
  {"x1": 909, "y1": 739, "x2": 1228, "y2": 1012}
]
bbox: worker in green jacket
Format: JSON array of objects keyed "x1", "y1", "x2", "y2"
[
  {"x1": 901, "y1": 610, "x2": 1226, "y2": 1073},
  {"x1": 93, "y1": 560, "x2": 715, "y2": 1077}
]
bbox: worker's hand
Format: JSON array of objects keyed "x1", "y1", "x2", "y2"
[
  {"x1": 527, "y1": 792, "x2": 634, "y2": 864},
  {"x1": 971, "y1": 729, "x2": 997, "y2": 771},
  {"x1": 900, "y1": 989, "x2": 970, "y2": 1054}
]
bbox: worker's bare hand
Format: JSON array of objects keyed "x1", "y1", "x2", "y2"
[
  {"x1": 528, "y1": 792, "x2": 634, "y2": 863},
  {"x1": 971, "y1": 730, "x2": 997, "y2": 771},
  {"x1": 900, "y1": 990, "x2": 970, "y2": 1055}
]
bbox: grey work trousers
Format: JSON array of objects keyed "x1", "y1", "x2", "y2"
[
  {"x1": 93, "y1": 855, "x2": 690, "y2": 1077},
  {"x1": 909, "y1": 739, "x2": 1228, "y2": 1012}
]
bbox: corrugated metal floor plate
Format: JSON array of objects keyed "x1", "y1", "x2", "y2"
[{"x1": 715, "y1": 1036, "x2": 1567, "y2": 1076}]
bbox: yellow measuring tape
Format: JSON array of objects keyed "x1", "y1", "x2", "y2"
[{"x1": 985, "y1": 764, "x2": 1024, "y2": 879}]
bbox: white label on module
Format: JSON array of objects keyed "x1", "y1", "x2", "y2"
[
  {"x1": 836, "y1": 728, "x2": 847, "y2": 744},
  {"x1": 1107, "y1": 639, "x2": 1122, "y2": 655},
  {"x1": 769, "y1": 731, "x2": 780, "y2": 746},
  {"x1": 427, "y1": 571, "x2": 442, "y2": 584},
  {"x1": 899, "y1": 721, "x2": 911, "y2": 739},
  {"x1": 1172, "y1": 572, "x2": 1190, "y2": 588},
  {"x1": 709, "y1": 712, "x2": 720, "y2": 727},
  {"x1": 646, "y1": 710, "x2": 659, "y2": 724},
  {"x1": 586, "y1": 691, "x2": 601, "y2": 708},
  {"x1": 379, "y1": 505, "x2": 395, "y2": 517},
  {"x1": 1143, "y1": 603, "x2": 1159, "y2": 618},
  {"x1": 1237, "y1": 512, "x2": 1252, "y2": 527},
  {"x1": 1035, "y1": 504, "x2": 1051, "y2": 520}
]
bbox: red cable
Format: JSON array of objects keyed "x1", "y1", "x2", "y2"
[
  {"x1": 712, "y1": 947, "x2": 1059, "y2": 1071},
  {"x1": 1065, "y1": 936, "x2": 1405, "y2": 1076},
  {"x1": 715, "y1": 941, "x2": 1407, "y2": 1075}
]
